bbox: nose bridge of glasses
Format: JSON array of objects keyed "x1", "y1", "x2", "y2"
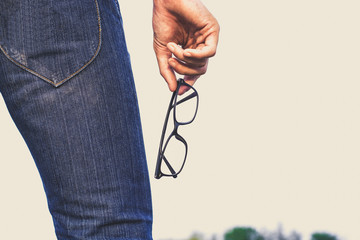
[{"x1": 175, "y1": 133, "x2": 187, "y2": 145}]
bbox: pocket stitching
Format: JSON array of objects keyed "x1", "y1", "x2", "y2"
[{"x1": 0, "y1": 0, "x2": 102, "y2": 87}]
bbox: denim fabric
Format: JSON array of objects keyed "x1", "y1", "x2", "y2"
[{"x1": 0, "y1": 0, "x2": 153, "y2": 239}]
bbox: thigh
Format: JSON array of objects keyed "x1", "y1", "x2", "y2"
[{"x1": 0, "y1": 0, "x2": 152, "y2": 239}]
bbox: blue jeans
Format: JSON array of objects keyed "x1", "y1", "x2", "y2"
[{"x1": 0, "y1": 0, "x2": 153, "y2": 239}]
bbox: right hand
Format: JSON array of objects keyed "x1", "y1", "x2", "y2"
[{"x1": 153, "y1": 0, "x2": 220, "y2": 94}]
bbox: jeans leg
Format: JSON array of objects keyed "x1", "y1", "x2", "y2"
[{"x1": 0, "y1": 0, "x2": 152, "y2": 239}]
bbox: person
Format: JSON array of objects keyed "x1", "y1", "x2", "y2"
[{"x1": 0, "y1": 0, "x2": 219, "y2": 239}]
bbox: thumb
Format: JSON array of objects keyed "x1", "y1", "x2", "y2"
[{"x1": 154, "y1": 47, "x2": 177, "y2": 92}]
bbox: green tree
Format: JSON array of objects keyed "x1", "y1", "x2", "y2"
[
  {"x1": 225, "y1": 227, "x2": 264, "y2": 240},
  {"x1": 311, "y1": 232, "x2": 338, "y2": 240}
]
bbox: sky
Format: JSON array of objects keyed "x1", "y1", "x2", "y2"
[{"x1": 0, "y1": 0, "x2": 359, "y2": 239}]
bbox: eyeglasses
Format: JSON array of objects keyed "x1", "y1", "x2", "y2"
[{"x1": 155, "y1": 78, "x2": 199, "y2": 179}]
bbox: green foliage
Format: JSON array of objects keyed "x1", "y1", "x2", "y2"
[
  {"x1": 225, "y1": 227, "x2": 264, "y2": 240},
  {"x1": 183, "y1": 227, "x2": 339, "y2": 240},
  {"x1": 311, "y1": 232, "x2": 338, "y2": 240}
]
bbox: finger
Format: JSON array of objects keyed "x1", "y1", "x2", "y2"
[
  {"x1": 168, "y1": 58, "x2": 208, "y2": 76},
  {"x1": 167, "y1": 42, "x2": 208, "y2": 68},
  {"x1": 183, "y1": 32, "x2": 219, "y2": 59},
  {"x1": 178, "y1": 75, "x2": 200, "y2": 95},
  {"x1": 154, "y1": 48, "x2": 178, "y2": 92}
]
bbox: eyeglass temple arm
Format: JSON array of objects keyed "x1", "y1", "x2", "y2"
[
  {"x1": 162, "y1": 154, "x2": 177, "y2": 175},
  {"x1": 171, "y1": 91, "x2": 197, "y2": 109}
]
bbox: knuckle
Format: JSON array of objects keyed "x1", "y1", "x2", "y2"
[
  {"x1": 215, "y1": 21, "x2": 220, "y2": 32},
  {"x1": 209, "y1": 47, "x2": 216, "y2": 58},
  {"x1": 211, "y1": 19, "x2": 220, "y2": 33},
  {"x1": 200, "y1": 67, "x2": 207, "y2": 75},
  {"x1": 210, "y1": 49, "x2": 217, "y2": 57}
]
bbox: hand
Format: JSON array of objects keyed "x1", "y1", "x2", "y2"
[{"x1": 153, "y1": 0, "x2": 220, "y2": 94}]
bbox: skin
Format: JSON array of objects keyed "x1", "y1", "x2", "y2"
[{"x1": 153, "y1": 0, "x2": 220, "y2": 95}]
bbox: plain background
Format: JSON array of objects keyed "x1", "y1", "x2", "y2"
[{"x1": 0, "y1": 0, "x2": 359, "y2": 239}]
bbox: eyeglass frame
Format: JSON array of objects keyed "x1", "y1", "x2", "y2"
[{"x1": 154, "y1": 78, "x2": 199, "y2": 179}]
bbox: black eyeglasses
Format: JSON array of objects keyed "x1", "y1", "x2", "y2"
[{"x1": 155, "y1": 78, "x2": 199, "y2": 179}]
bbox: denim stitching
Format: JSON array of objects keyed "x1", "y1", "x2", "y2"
[
  {"x1": 113, "y1": 0, "x2": 122, "y2": 19},
  {"x1": 0, "y1": 0, "x2": 102, "y2": 87}
]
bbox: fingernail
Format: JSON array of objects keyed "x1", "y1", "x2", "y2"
[{"x1": 184, "y1": 51, "x2": 191, "y2": 57}]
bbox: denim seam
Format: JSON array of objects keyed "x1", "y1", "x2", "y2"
[
  {"x1": 0, "y1": 0, "x2": 102, "y2": 88},
  {"x1": 113, "y1": 0, "x2": 122, "y2": 20}
]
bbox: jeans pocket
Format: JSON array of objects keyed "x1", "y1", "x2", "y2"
[{"x1": 0, "y1": 0, "x2": 101, "y2": 87}]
